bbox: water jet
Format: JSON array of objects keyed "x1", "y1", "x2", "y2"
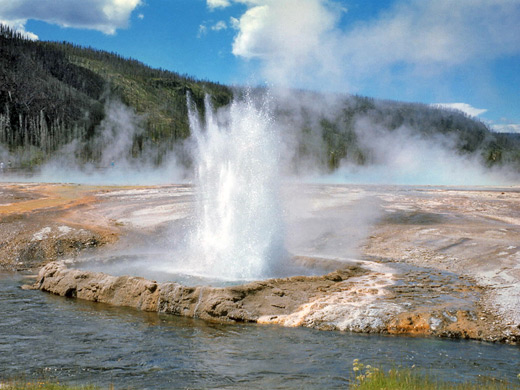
[{"x1": 175, "y1": 94, "x2": 288, "y2": 282}]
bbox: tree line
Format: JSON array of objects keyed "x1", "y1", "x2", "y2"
[
  {"x1": 1, "y1": 23, "x2": 519, "y2": 172},
  {"x1": 0, "y1": 24, "x2": 232, "y2": 167}
]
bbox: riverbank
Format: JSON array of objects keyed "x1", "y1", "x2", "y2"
[{"x1": 2, "y1": 182, "x2": 520, "y2": 343}]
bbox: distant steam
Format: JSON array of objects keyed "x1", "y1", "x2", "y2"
[
  {"x1": 1, "y1": 99, "x2": 188, "y2": 185},
  {"x1": 330, "y1": 121, "x2": 513, "y2": 186},
  {"x1": 272, "y1": 97, "x2": 518, "y2": 186}
]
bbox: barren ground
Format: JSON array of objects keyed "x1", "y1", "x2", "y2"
[{"x1": 2, "y1": 182, "x2": 519, "y2": 343}]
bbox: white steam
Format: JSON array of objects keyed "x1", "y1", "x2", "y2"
[
  {"x1": 324, "y1": 119, "x2": 514, "y2": 186},
  {"x1": 95, "y1": 100, "x2": 144, "y2": 167},
  {"x1": 3, "y1": 99, "x2": 188, "y2": 185}
]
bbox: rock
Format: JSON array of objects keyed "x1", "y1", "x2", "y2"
[
  {"x1": 35, "y1": 261, "x2": 367, "y2": 323},
  {"x1": 32, "y1": 261, "x2": 520, "y2": 344},
  {"x1": 35, "y1": 262, "x2": 160, "y2": 311}
]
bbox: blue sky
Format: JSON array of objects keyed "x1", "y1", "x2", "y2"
[{"x1": 1, "y1": 0, "x2": 519, "y2": 132}]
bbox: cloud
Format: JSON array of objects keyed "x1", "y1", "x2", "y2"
[
  {"x1": 432, "y1": 103, "x2": 488, "y2": 118},
  {"x1": 230, "y1": 16, "x2": 240, "y2": 29},
  {"x1": 0, "y1": 18, "x2": 38, "y2": 39},
  {"x1": 491, "y1": 123, "x2": 520, "y2": 134},
  {"x1": 198, "y1": 24, "x2": 208, "y2": 37},
  {"x1": 207, "y1": 0, "x2": 232, "y2": 9},
  {"x1": 198, "y1": 20, "x2": 228, "y2": 38},
  {"x1": 339, "y1": 0, "x2": 520, "y2": 71},
  {"x1": 0, "y1": 0, "x2": 142, "y2": 35},
  {"x1": 211, "y1": 20, "x2": 227, "y2": 31},
  {"x1": 207, "y1": 0, "x2": 263, "y2": 9},
  {"x1": 231, "y1": 0, "x2": 343, "y2": 87},
  {"x1": 209, "y1": 0, "x2": 520, "y2": 91}
]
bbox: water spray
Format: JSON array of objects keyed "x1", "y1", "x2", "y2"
[{"x1": 185, "y1": 93, "x2": 286, "y2": 281}]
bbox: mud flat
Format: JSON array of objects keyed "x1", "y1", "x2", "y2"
[{"x1": 2, "y1": 182, "x2": 520, "y2": 343}]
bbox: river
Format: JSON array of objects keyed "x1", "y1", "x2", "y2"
[{"x1": 1, "y1": 273, "x2": 519, "y2": 389}]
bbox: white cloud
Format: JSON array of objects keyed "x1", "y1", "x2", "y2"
[
  {"x1": 432, "y1": 103, "x2": 488, "y2": 118},
  {"x1": 230, "y1": 16, "x2": 240, "y2": 29},
  {"x1": 339, "y1": 0, "x2": 520, "y2": 71},
  {"x1": 208, "y1": 0, "x2": 264, "y2": 8},
  {"x1": 210, "y1": 0, "x2": 520, "y2": 91},
  {"x1": 211, "y1": 20, "x2": 227, "y2": 31},
  {"x1": 231, "y1": 0, "x2": 343, "y2": 87},
  {"x1": 0, "y1": 0, "x2": 142, "y2": 35},
  {"x1": 0, "y1": 18, "x2": 38, "y2": 39},
  {"x1": 198, "y1": 24, "x2": 208, "y2": 38},
  {"x1": 138, "y1": 13, "x2": 144, "y2": 20},
  {"x1": 207, "y1": 0, "x2": 232, "y2": 9},
  {"x1": 491, "y1": 123, "x2": 520, "y2": 133}
]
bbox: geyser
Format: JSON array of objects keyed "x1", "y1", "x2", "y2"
[{"x1": 185, "y1": 94, "x2": 286, "y2": 281}]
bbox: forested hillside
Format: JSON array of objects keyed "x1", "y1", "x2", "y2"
[
  {"x1": 290, "y1": 94, "x2": 520, "y2": 171},
  {"x1": 1, "y1": 24, "x2": 519, "y2": 172},
  {"x1": 0, "y1": 24, "x2": 231, "y2": 167}
]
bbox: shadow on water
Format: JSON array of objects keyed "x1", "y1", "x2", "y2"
[{"x1": 1, "y1": 274, "x2": 520, "y2": 389}]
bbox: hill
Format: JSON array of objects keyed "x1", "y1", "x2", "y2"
[
  {"x1": 0, "y1": 24, "x2": 232, "y2": 168},
  {"x1": 1, "y1": 24, "x2": 519, "y2": 173},
  {"x1": 282, "y1": 93, "x2": 520, "y2": 172}
]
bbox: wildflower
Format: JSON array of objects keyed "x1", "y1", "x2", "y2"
[{"x1": 353, "y1": 366, "x2": 360, "y2": 372}]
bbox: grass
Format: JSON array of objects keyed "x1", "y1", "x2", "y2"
[
  {"x1": 351, "y1": 360, "x2": 520, "y2": 390},
  {"x1": 3, "y1": 366, "x2": 519, "y2": 389},
  {"x1": 0, "y1": 380, "x2": 103, "y2": 390}
]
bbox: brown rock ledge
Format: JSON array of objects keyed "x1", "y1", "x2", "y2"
[
  {"x1": 31, "y1": 261, "x2": 520, "y2": 344},
  {"x1": 32, "y1": 261, "x2": 366, "y2": 323}
]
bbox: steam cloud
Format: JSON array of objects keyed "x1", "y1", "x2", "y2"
[
  {"x1": 280, "y1": 101, "x2": 517, "y2": 186},
  {"x1": 1, "y1": 99, "x2": 187, "y2": 185},
  {"x1": 332, "y1": 120, "x2": 513, "y2": 186},
  {"x1": 206, "y1": 0, "x2": 520, "y2": 186}
]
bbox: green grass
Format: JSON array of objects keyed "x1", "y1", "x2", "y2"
[
  {"x1": 0, "y1": 380, "x2": 103, "y2": 390},
  {"x1": 3, "y1": 367, "x2": 520, "y2": 390},
  {"x1": 351, "y1": 360, "x2": 520, "y2": 390}
]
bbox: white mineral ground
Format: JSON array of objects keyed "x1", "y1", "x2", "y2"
[{"x1": 1, "y1": 183, "x2": 519, "y2": 343}]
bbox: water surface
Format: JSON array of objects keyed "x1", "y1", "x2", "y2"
[{"x1": 1, "y1": 274, "x2": 519, "y2": 389}]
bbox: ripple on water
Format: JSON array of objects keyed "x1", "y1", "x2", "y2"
[{"x1": 1, "y1": 274, "x2": 520, "y2": 389}]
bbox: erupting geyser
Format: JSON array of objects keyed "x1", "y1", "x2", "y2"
[{"x1": 186, "y1": 94, "x2": 286, "y2": 281}]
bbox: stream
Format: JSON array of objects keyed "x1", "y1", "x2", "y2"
[{"x1": 1, "y1": 273, "x2": 519, "y2": 389}]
